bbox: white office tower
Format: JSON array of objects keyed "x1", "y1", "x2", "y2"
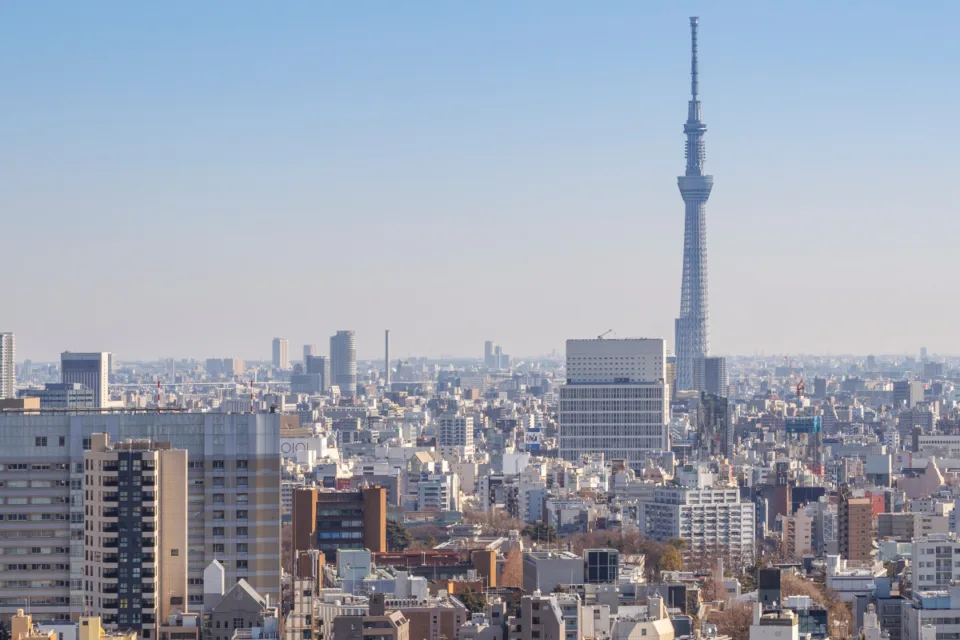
[
  {"x1": 0, "y1": 333, "x2": 13, "y2": 399},
  {"x1": 61, "y1": 351, "x2": 109, "y2": 407},
  {"x1": 559, "y1": 338, "x2": 669, "y2": 469},
  {"x1": 272, "y1": 337, "x2": 289, "y2": 369}
]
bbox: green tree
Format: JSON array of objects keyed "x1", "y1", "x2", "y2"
[
  {"x1": 658, "y1": 546, "x2": 683, "y2": 573},
  {"x1": 665, "y1": 537, "x2": 688, "y2": 551},
  {"x1": 0, "y1": 620, "x2": 9, "y2": 640},
  {"x1": 522, "y1": 522, "x2": 558, "y2": 544},
  {"x1": 386, "y1": 519, "x2": 413, "y2": 552},
  {"x1": 459, "y1": 588, "x2": 486, "y2": 615}
]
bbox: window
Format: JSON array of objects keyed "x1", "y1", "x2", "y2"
[
  {"x1": 237, "y1": 544, "x2": 248, "y2": 553},
  {"x1": 171, "y1": 549, "x2": 179, "y2": 557},
  {"x1": 236, "y1": 560, "x2": 247, "y2": 570},
  {"x1": 236, "y1": 460, "x2": 248, "y2": 470},
  {"x1": 213, "y1": 544, "x2": 225, "y2": 553},
  {"x1": 212, "y1": 461, "x2": 225, "y2": 470},
  {"x1": 59, "y1": 437, "x2": 66, "y2": 447},
  {"x1": 213, "y1": 511, "x2": 225, "y2": 520},
  {"x1": 237, "y1": 527, "x2": 248, "y2": 536},
  {"x1": 213, "y1": 528, "x2": 224, "y2": 537},
  {"x1": 213, "y1": 478, "x2": 224, "y2": 487},
  {"x1": 35, "y1": 437, "x2": 47, "y2": 447},
  {"x1": 237, "y1": 511, "x2": 248, "y2": 520}
]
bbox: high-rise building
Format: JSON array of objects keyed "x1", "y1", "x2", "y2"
[
  {"x1": 893, "y1": 380, "x2": 924, "y2": 409},
  {"x1": 700, "y1": 391, "x2": 733, "y2": 458},
  {"x1": 559, "y1": 338, "x2": 669, "y2": 469},
  {"x1": 0, "y1": 412, "x2": 281, "y2": 622},
  {"x1": 484, "y1": 341, "x2": 496, "y2": 369},
  {"x1": 272, "y1": 338, "x2": 289, "y2": 370},
  {"x1": 0, "y1": 332, "x2": 14, "y2": 399},
  {"x1": 675, "y1": 17, "x2": 714, "y2": 391},
  {"x1": 384, "y1": 330, "x2": 391, "y2": 386},
  {"x1": 22, "y1": 383, "x2": 96, "y2": 409},
  {"x1": 693, "y1": 355, "x2": 727, "y2": 396},
  {"x1": 437, "y1": 412, "x2": 474, "y2": 459},
  {"x1": 303, "y1": 355, "x2": 330, "y2": 394},
  {"x1": 83, "y1": 434, "x2": 187, "y2": 634},
  {"x1": 838, "y1": 487, "x2": 874, "y2": 562},
  {"x1": 303, "y1": 344, "x2": 316, "y2": 361},
  {"x1": 61, "y1": 352, "x2": 109, "y2": 408},
  {"x1": 330, "y1": 331, "x2": 357, "y2": 398}
]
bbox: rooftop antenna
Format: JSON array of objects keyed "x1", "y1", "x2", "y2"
[{"x1": 690, "y1": 17, "x2": 699, "y2": 101}]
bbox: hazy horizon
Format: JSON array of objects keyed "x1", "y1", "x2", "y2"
[{"x1": 4, "y1": 2, "x2": 959, "y2": 361}]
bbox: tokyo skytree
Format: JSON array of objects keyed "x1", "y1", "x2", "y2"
[{"x1": 675, "y1": 16, "x2": 713, "y2": 391}]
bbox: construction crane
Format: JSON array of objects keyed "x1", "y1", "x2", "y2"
[{"x1": 598, "y1": 329, "x2": 614, "y2": 340}]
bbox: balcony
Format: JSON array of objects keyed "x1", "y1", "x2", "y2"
[
  {"x1": 103, "y1": 524, "x2": 119, "y2": 533},
  {"x1": 143, "y1": 507, "x2": 156, "y2": 518},
  {"x1": 102, "y1": 479, "x2": 119, "y2": 487},
  {"x1": 142, "y1": 478, "x2": 155, "y2": 487},
  {"x1": 102, "y1": 586, "x2": 118, "y2": 594},
  {"x1": 142, "y1": 524, "x2": 155, "y2": 533},
  {"x1": 142, "y1": 553, "x2": 156, "y2": 564},
  {"x1": 102, "y1": 464, "x2": 119, "y2": 472},
  {"x1": 143, "y1": 585, "x2": 155, "y2": 594},
  {"x1": 103, "y1": 570, "x2": 119, "y2": 579},
  {"x1": 142, "y1": 569, "x2": 155, "y2": 579},
  {"x1": 103, "y1": 554, "x2": 119, "y2": 564},
  {"x1": 103, "y1": 538, "x2": 119, "y2": 548},
  {"x1": 103, "y1": 508, "x2": 119, "y2": 518},
  {"x1": 142, "y1": 600, "x2": 155, "y2": 609},
  {"x1": 142, "y1": 492, "x2": 156, "y2": 502},
  {"x1": 142, "y1": 538, "x2": 155, "y2": 547}
]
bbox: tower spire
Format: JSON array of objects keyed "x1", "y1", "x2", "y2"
[{"x1": 690, "y1": 16, "x2": 699, "y2": 100}]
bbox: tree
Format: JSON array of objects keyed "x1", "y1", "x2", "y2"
[
  {"x1": 386, "y1": 519, "x2": 413, "y2": 552},
  {"x1": 0, "y1": 620, "x2": 9, "y2": 640},
  {"x1": 712, "y1": 603, "x2": 752, "y2": 639},
  {"x1": 659, "y1": 546, "x2": 683, "y2": 573},
  {"x1": 666, "y1": 537, "x2": 688, "y2": 552},
  {"x1": 462, "y1": 509, "x2": 524, "y2": 536},
  {"x1": 522, "y1": 522, "x2": 558, "y2": 544},
  {"x1": 501, "y1": 548, "x2": 523, "y2": 588},
  {"x1": 458, "y1": 588, "x2": 486, "y2": 615}
]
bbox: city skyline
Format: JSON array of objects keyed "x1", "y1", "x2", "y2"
[{"x1": 4, "y1": 3, "x2": 960, "y2": 359}]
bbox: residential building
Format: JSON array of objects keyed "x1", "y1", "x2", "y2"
[
  {"x1": 304, "y1": 355, "x2": 330, "y2": 394},
  {"x1": 61, "y1": 352, "x2": 109, "y2": 408},
  {"x1": 903, "y1": 587, "x2": 960, "y2": 640},
  {"x1": 749, "y1": 605, "x2": 798, "y2": 640},
  {"x1": 838, "y1": 488, "x2": 875, "y2": 562},
  {"x1": 204, "y1": 578, "x2": 272, "y2": 640},
  {"x1": 272, "y1": 338, "x2": 289, "y2": 370},
  {"x1": 332, "y1": 594, "x2": 410, "y2": 640},
  {"x1": 559, "y1": 338, "x2": 669, "y2": 469},
  {"x1": 507, "y1": 592, "x2": 567, "y2": 640},
  {"x1": 522, "y1": 552, "x2": 583, "y2": 594},
  {"x1": 0, "y1": 332, "x2": 13, "y2": 400},
  {"x1": 83, "y1": 434, "x2": 188, "y2": 636},
  {"x1": 0, "y1": 412, "x2": 281, "y2": 622},
  {"x1": 912, "y1": 533, "x2": 960, "y2": 592},
  {"x1": 330, "y1": 331, "x2": 357, "y2": 398},
  {"x1": 639, "y1": 486, "x2": 756, "y2": 565},
  {"x1": 780, "y1": 510, "x2": 814, "y2": 561},
  {"x1": 437, "y1": 412, "x2": 474, "y2": 459}
]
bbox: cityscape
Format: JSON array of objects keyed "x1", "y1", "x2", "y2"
[{"x1": 2, "y1": 6, "x2": 956, "y2": 640}]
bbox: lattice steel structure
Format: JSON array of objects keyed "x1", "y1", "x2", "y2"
[{"x1": 675, "y1": 16, "x2": 714, "y2": 391}]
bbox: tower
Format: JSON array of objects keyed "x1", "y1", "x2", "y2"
[
  {"x1": 0, "y1": 332, "x2": 13, "y2": 399},
  {"x1": 675, "y1": 17, "x2": 714, "y2": 391},
  {"x1": 330, "y1": 330, "x2": 357, "y2": 398},
  {"x1": 384, "y1": 329, "x2": 391, "y2": 387},
  {"x1": 272, "y1": 337, "x2": 289, "y2": 369}
]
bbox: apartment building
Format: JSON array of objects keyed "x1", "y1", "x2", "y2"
[
  {"x1": 912, "y1": 533, "x2": 960, "y2": 592},
  {"x1": 639, "y1": 486, "x2": 756, "y2": 565},
  {"x1": 0, "y1": 412, "x2": 281, "y2": 623},
  {"x1": 83, "y1": 434, "x2": 187, "y2": 636}
]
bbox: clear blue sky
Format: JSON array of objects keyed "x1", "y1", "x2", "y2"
[{"x1": 2, "y1": 2, "x2": 958, "y2": 361}]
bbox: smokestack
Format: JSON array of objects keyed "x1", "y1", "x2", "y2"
[{"x1": 384, "y1": 330, "x2": 391, "y2": 387}]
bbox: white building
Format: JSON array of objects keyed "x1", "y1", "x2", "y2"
[
  {"x1": 437, "y1": 412, "x2": 474, "y2": 459},
  {"x1": 903, "y1": 588, "x2": 960, "y2": 640},
  {"x1": 559, "y1": 338, "x2": 669, "y2": 469},
  {"x1": 912, "y1": 533, "x2": 960, "y2": 592},
  {"x1": 639, "y1": 486, "x2": 755, "y2": 565},
  {"x1": 749, "y1": 604, "x2": 798, "y2": 640},
  {"x1": 0, "y1": 332, "x2": 13, "y2": 399},
  {"x1": 60, "y1": 351, "x2": 109, "y2": 407}
]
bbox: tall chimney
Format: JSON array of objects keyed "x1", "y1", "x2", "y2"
[{"x1": 384, "y1": 329, "x2": 391, "y2": 387}]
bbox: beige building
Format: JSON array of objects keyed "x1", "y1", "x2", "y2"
[
  {"x1": 0, "y1": 413, "x2": 281, "y2": 623},
  {"x1": 11, "y1": 609, "x2": 56, "y2": 640},
  {"x1": 780, "y1": 510, "x2": 814, "y2": 561},
  {"x1": 78, "y1": 617, "x2": 138, "y2": 640},
  {"x1": 84, "y1": 434, "x2": 187, "y2": 638}
]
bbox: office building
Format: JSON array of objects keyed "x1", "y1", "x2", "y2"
[
  {"x1": 559, "y1": 338, "x2": 669, "y2": 469},
  {"x1": 83, "y1": 434, "x2": 187, "y2": 635},
  {"x1": 204, "y1": 358, "x2": 244, "y2": 379},
  {"x1": 584, "y1": 549, "x2": 619, "y2": 584},
  {"x1": 61, "y1": 352, "x2": 109, "y2": 408},
  {"x1": 292, "y1": 487, "x2": 386, "y2": 562},
  {"x1": 437, "y1": 412, "x2": 474, "y2": 459},
  {"x1": 700, "y1": 391, "x2": 733, "y2": 458},
  {"x1": 484, "y1": 341, "x2": 496, "y2": 369},
  {"x1": 304, "y1": 355, "x2": 330, "y2": 394},
  {"x1": 838, "y1": 487, "x2": 875, "y2": 562},
  {"x1": 894, "y1": 380, "x2": 924, "y2": 409},
  {"x1": 272, "y1": 338, "x2": 289, "y2": 370},
  {"x1": 521, "y1": 551, "x2": 583, "y2": 593},
  {"x1": 0, "y1": 412, "x2": 281, "y2": 622},
  {"x1": 750, "y1": 605, "x2": 799, "y2": 640},
  {"x1": 693, "y1": 356, "x2": 727, "y2": 396},
  {"x1": 639, "y1": 486, "x2": 756, "y2": 565},
  {"x1": 330, "y1": 331, "x2": 357, "y2": 398},
  {"x1": 675, "y1": 17, "x2": 714, "y2": 391},
  {"x1": 0, "y1": 332, "x2": 14, "y2": 400},
  {"x1": 22, "y1": 383, "x2": 96, "y2": 409},
  {"x1": 302, "y1": 344, "x2": 316, "y2": 362}
]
